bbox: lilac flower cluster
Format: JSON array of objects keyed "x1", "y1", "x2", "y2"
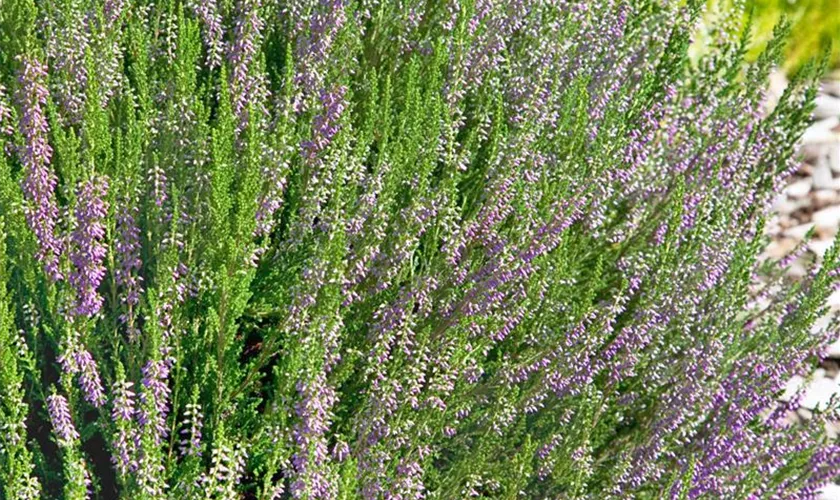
[
  {"x1": 229, "y1": 0, "x2": 269, "y2": 135},
  {"x1": 46, "y1": 394, "x2": 79, "y2": 445},
  {"x1": 111, "y1": 379, "x2": 137, "y2": 474},
  {"x1": 74, "y1": 349, "x2": 106, "y2": 407},
  {"x1": 114, "y1": 197, "x2": 143, "y2": 338},
  {"x1": 179, "y1": 401, "x2": 203, "y2": 458},
  {"x1": 0, "y1": 83, "x2": 13, "y2": 138},
  {"x1": 291, "y1": 373, "x2": 338, "y2": 499},
  {"x1": 69, "y1": 177, "x2": 109, "y2": 317},
  {"x1": 43, "y1": 1, "x2": 90, "y2": 123},
  {"x1": 138, "y1": 358, "x2": 171, "y2": 445},
  {"x1": 293, "y1": 0, "x2": 348, "y2": 111},
  {"x1": 16, "y1": 56, "x2": 62, "y2": 281},
  {"x1": 57, "y1": 339, "x2": 107, "y2": 409},
  {"x1": 191, "y1": 0, "x2": 225, "y2": 70}
]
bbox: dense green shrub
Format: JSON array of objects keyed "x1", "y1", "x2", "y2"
[{"x1": 0, "y1": 0, "x2": 837, "y2": 498}]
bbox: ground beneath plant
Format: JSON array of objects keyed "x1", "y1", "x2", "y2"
[{"x1": 765, "y1": 69, "x2": 840, "y2": 500}]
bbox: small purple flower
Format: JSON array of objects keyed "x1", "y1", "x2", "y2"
[
  {"x1": 179, "y1": 402, "x2": 203, "y2": 457},
  {"x1": 69, "y1": 177, "x2": 109, "y2": 316},
  {"x1": 111, "y1": 380, "x2": 137, "y2": 474},
  {"x1": 138, "y1": 359, "x2": 171, "y2": 444},
  {"x1": 104, "y1": 0, "x2": 125, "y2": 23},
  {"x1": 112, "y1": 379, "x2": 136, "y2": 423},
  {"x1": 293, "y1": 0, "x2": 348, "y2": 111},
  {"x1": 47, "y1": 393, "x2": 79, "y2": 444},
  {"x1": 112, "y1": 428, "x2": 137, "y2": 475},
  {"x1": 0, "y1": 83, "x2": 13, "y2": 137},
  {"x1": 291, "y1": 372, "x2": 337, "y2": 499},
  {"x1": 190, "y1": 0, "x2": 225, "y2": 70},
  {"x1": 291, "y1": 85, "x2": 348, "y2": 237},
  {"x1": 332, "y1": 439, "x2": 350, "y2": 462},
  {"x1": 16, "y1": 56, "x2": 63, "y2": 281},
  {"x1": 229, "y1": 0, "x2": 269, "y2": 135},
  {"x1": 115, "y1": 197, "x2": 143, "y2": 338},
  {"x1": 43, "y1": 3, "x2": 90, "y2": 123},
  {"x1": 74, "y1": 349, "x2": 106, "y2": 407}
]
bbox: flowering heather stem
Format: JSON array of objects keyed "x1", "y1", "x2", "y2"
[
  {"x1": 111, "y1": 379, "x2": 137, "y2": 474},
  {"x1": 69, "y1": 177, "x2": 109, "y2": 317},
  {"x1": 229, "y1": 0, "x2": 269, "y2": 135},
  {"x1": 114, "y1": 196, "x2": 143, "y2": 339},
  {"x1": 73, "y1": 349, "x2": 106, "y2": 407},
  {"x1": 47, "y1": 393, "x2": 79, "y2": 444},
  {"x1": 138, "y1": 358, "x2": 171, "y2": 446},
  {"x1": 291, "y1": 373, "x2": 338, "y2": 499},
  {"x1": 190, "y1": 0, "x2": 225, "y2": 70},
  {"x1": 16, "y1": 56, "x2": 62, "y2": 281}
]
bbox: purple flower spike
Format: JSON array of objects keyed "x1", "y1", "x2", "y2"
[
  {"x1": 111, "y1": 380, "x2": 137, "y2": 474},
  {"x1": 115, "y1": 197, "x2": 143, "y2": 338},
  {"x1": 0, "y1": 83, "x2": 14, "y2": 137},
  {"x1": 229, "y1": 0, "x2": 269, "y2": 135},
  {"x1": 112, "y1": 380, "x2": 136, "y2": 423},
  {"x1": 291, "y1": 373, "x2": 337, "y2": 499},
  {"x1": 16, "y1": 56, "x2": 63, "y2": 281},
  {"x1": 190, "y1": 0, "x2": 225, "y2": 70},
  {"x1": 47, "y1": 393, "x2": 79, "y2": 444},
  {"x1": 139, "y1": 359, "x2": 172, "y2": 445},
  {"x1": 69, "y1": 177, "x2": 109, "y2": 316},
  {"x1": 74, "y1": 350, "x2": 106, "y2": 408},
  {"x1": 179, "y1": 402, "x2": 204, "y2": 458}
]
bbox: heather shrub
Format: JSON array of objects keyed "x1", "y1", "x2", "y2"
[{"x1": 0, "y1": 0, "x2": 837, "y2": 498}]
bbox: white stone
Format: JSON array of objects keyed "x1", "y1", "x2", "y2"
[
  {"x1": 814, "y1": 189, "x2": 839, "y2": 205},
  {"x1": 771, "y1": 197, "x2": 798, "y2": 216},
  {"x1": 766, "y1": 70, "x2": 789, "y2": 110},
  {"x1": 828, "y1": 143, "x2": 840, "y2": 174},
  {"x1": 827, "y1": 420, "x2": 840, "y2": 440},
  {"x1": 811, "y1": 142, "x2": 840, "y2": 175},
  {"x1": 824, "y1": 79, "x2": 840, "y2": 97},
  {"x1": 766, "y1": 218, "x2": 783, "y2": 235},
  {"x1": 820, "y1": 483, "x2": 840, "y2": 500},
  {"x1": 828, "y1": 338, "x2": 840, "y2": 359},
  {"x1": 812, "y1": 205, "x2": 840, "y2": 232},
  {"x1": 765, "y1": 238, "x2": 798, "y2": 260},
  {"x1": 780, "y1": 375, "x2": 805, "y2": 402},
  {"x1": 802, "y1": 117, "x2": 840, "y2": 145},
  {"x1": 816, "y1": 95, "x2": 840, "y2": 120},
  {"x1": 788, "y1": 262, "x2": 808, "y2": 279},
  {"x1": 809, "y1": 238, "x2": 834, "y2": 257},
  {"x1": 785, "y1": 179, "x2": 811, "y2": 198},
  {"x1": 811, "y1": 205, "x2": 840, "y2": 232},
  {"x1": 812, "y1": 162, "x2": 834, "y2": 190},
  {"x1": 801, "y1": 376, "x2": 840, "y2": 410},
  {"x1": 785, "y1": 223, "x2": 814, "y2": 240},
  {"x1": 829, "y1": 289, "x2": 840, "y2": 310},
  {"x1": 789, "y1": 198, "x2": 812, "y2": 213},
  {"x1": 813, "y1": 316, "x2": 833, "y2": 334}
]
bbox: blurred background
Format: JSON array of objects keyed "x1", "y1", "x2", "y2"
[
  {"x1": 699, "y1": 0, "x2": 839, "y2": 72},
  {"x1": 737, "y1": 3, "x2": 840, "y2": 499},
  {"x1": 701, "y1": 4, "x2": 840, "y2": 499},
  {"x1": 748, "y1": 0, "x2": 840, "y2": 71}
]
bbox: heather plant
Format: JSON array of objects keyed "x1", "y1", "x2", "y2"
[{"x1": 0, "y1": 0, "x2": 837, "y2": 499}]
